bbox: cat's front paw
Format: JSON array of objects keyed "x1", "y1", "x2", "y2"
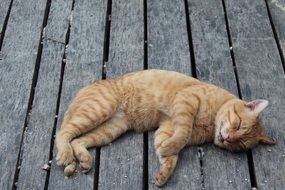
[
  {"x1": 56, "y1": 143, "x2": 75, "y2": 168},
  {"x1": 154, "y1": 171, "x2": 167, "y2": 187},
  {"x1": 158, "y1": 140, "x2": 179, "y2": 157}
]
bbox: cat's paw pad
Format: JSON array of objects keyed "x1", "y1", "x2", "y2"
[
  {"x1": 154, "y1": 172, "x2": 167, "y2": 187},
  {"x1": 78, "y1": 153, "x2": 92, "y2": 173},
  {"x1": 56, "y1": 145, "x2": 75, "y2": 167}
]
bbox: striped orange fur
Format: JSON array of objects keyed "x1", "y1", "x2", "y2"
[{"x1": 55, "y1": 69, "x2": 274, "y2": 186}]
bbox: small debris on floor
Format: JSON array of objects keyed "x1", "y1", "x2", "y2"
[{"x1": 42, "y1": 164, "x2": 50, "y2": 171}]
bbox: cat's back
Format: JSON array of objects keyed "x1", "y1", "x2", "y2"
[{"x1": 119, "y1": 69, "x2": 201, "y2": 90}]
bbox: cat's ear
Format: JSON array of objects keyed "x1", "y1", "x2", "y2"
[
  {"x1": 259, "y1": 133, "x2": 276, "y2": 145},
  {"x1": 245, "y1": 99, "x2": 269, "y2": 114}
]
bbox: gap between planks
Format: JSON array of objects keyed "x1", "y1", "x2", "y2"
[
  {"x1": 94, "y1": 0, "x2": 113, "y2": 189},
  {"x1": 143, "y1": 0, "x2": 149, "y2": 189},
  {"x1": 0, "y1": 0, "x2": 14, "y2": 51},
  {"x1": 221, "y1": 0, "x2": 257, "y2": 188},
  {"x1": 43, "y1": 0, "x2": 76, "y2": 189},
  {"x1": 264, "y1": 0, "x2": 285, "y2": 73},
  {"x1": 184, "y1": 0, "x2": 204, "y2": 188},
  {"x1": 12, "y1": 0, "x2": 52, "y2": 189}
]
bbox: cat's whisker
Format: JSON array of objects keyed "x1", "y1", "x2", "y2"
[{"x1": 239, "y1": 140, "x2": 247, "y2": 151}]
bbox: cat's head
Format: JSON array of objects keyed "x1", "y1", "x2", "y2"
[{"x1": 214, "y1": 99, "x2": 275, "y2": 152}]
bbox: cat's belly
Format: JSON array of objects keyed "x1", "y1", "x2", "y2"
[{"x1": 126, "y1": 108, "x2": 161, "y2": 132}]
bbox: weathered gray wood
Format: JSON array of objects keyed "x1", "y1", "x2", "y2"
[
  {"x1": 16, "y1": 0, "x2": 73, "y2": 189},
  {"x1": 147, "y1": 0, "x2": 191, "y2": 74},
  {"x1": 147, "y1": 1, "x2": 201, "y2": 189},
  {"x1": 225, "y1": 0, "x2": 285, "y2": 189},
  {"x1": 267, "y1": 0, "x2": 285, "y2": 57},
  {"x1": 188, "y1": 0, "x2": 251, "y2": 189},
  {"x1": 0, "y1": 0, "x2": 12, "y2": 37},
  {"x1": 0, "y1": 0, "x2": 48, "y2": 189},
  {"x1": 98, "y1": 0, "x2": 144, "y2": 189},
  {"x1": 43, "y1": 0, "x2": 74, "y2": 44},
  {"x1": 48, "y1": 0, "x2": 107, "y2": 189}
]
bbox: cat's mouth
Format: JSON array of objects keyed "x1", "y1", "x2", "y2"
[
  {"x1": 218, "y1": 132, "x2": 225, "y2": 143},
  {"x1": 218, "y1": 130, "x2": 230, "y2": 145}
]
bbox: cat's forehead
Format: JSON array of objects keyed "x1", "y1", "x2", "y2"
[{"x1": 230, "y1": 102, "x2": 259, "y2": 122}]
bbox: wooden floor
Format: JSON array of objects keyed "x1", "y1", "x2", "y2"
[{"x1": 1, "y1": 0, "x2": 285, "y2": 189}]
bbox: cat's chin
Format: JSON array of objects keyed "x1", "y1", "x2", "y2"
[
  {"x1": 214, "y1": 139, "x2": 249, "y2": 152},
  {"x1": 214, "y1": 138, "x2": 226, "y2": 148},
  {"x1": 214, "y1": 137, "x2": 234, "y2": 151}
]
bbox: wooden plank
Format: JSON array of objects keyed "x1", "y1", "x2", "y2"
[
  {"x1": 147, "y1": 0, "x2": 191, "y2": 74},
  {"x1": 98, "y1": 0, "x2": 144, "y2": 189},
  {"x1": 0, "y1": 0, "x2": 12, "y2": 37},
  {"x1": 267, "y1": 0, "x2": 285, "y2": 57},
  {"x1": 0, "y1": 0, "x2": 48, "y2": 189},
  {"x1": 48, "y1": 0, "x2": 107, "y2": 189},
  {"x1": 16, "y1": 0, "x2": 73, "y2": 189},
  {"x1": 187, "y1": 0, "x2": 251, "y2": 189},
  {"x1": 225, "y1": 0, "x2": 285, "y2": 189},
  {"x1": 147, "y1": 1, "x2": 201, "y2": 189}
]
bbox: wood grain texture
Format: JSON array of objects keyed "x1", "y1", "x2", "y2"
[
  {"x1": 16, "y1": 0, "x2": 73, "y2": 189},
  {"x1": 147, "y1": 0, "x2": 191, "y2": 74},
  {"x1": 225, "y1": 0, "x2": 285, "y2": 189},
  {"x1": 0, "y1": 0, "x2": 12, "y2": 36},
  {"x1": 188, "y1": 0, "x2": 251, "y2": 189},
  {"x1": 0, "y1": 0, "x2": 48, "y2": 189},
  {"x1": 98, "y1": 0, "x2": 144, "y2": 189},
  {"x1": 267, "y1": 0, "x2": 285, "y2": 57},
  {"x1": 43, "y1": 0, "x2": 73, "y2": 44},
  {"x1": 147, "y1": 1, "x2": 201, "y2": 189},
  {"x1": 48, "y1": 0, "x2": 107, "y2": 189}
]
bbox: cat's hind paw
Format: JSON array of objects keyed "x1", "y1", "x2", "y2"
[
  {"x1": 64, "y1": 161, "x2": 76, "y2": 176},
  {"x1": 56, "y1": 144, "x2": 75, "y2": 167},
  {"x1": 78, "y1": 153, "x2": 92, "y2": 173},
  {"x1": 71, "y1": 142, "x2": 93, "y2": 173}
]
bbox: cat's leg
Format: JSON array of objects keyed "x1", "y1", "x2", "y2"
[
  {"x1": 64, "y1": 113, "x2": 129, "y2": 176},
  {"x1": 154, "y1": 119, "x2": 178, "y2": 187},
  {"x1": 56, "y1": 85, "x2": 118, "y2": 168},
  {"x1": 158, "y1": 89, "x2": 199, "y2": 157}
]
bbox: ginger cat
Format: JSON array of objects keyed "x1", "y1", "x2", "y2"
[{"x1": 55, "y1": 69, "x2": 275, "y2": 186}]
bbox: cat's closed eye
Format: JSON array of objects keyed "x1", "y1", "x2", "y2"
[{"x1": 235, "y1": 119, "x2": 242, "y2": 130}]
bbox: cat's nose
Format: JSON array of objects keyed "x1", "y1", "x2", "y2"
[{"x1": 224, "y1": 135, "x2": 234, "y2": 143}]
